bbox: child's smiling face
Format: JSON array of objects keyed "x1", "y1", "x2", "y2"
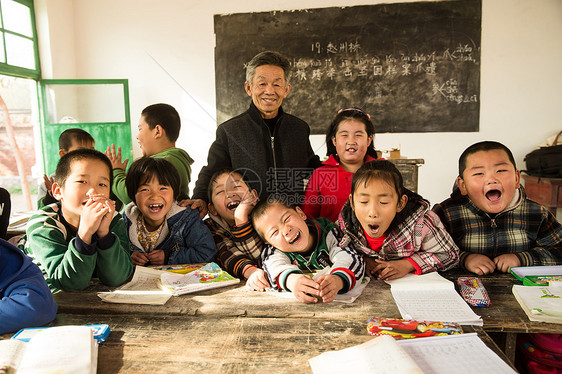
[
  {"x1": 254, "y1": 203, "x2": 314, "y2": 253},
  {"x1": 53, "y1": 158, "x2": 111, "y2": 228},
  {"x1": 457, "y1": 149, "x2": 520, "y2": 214},
  {"x1": 208, "y1": 172, "x2": 252, "y2": 226},
  {"x1": 332, "y1": 119, "x2": 372, "y2": 169},
  {"x1": 351, "y1": 177, "x2": 406, "y2": 238},
  {"x1": 135, "y1": 176, "x2": 174, "y2": 231}
]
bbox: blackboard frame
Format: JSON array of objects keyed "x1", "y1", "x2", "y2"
[{"x1": 214, "y1": 0, "x2": 481, "y2": 134}]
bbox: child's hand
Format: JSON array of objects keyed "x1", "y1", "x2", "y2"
[
  {"x1": 364, "y1": 256, "x2": 379, "y2": 277},
  {"x1": 105, "y1": 144, "x2": 129, "y2": 171},
  {"x1": 178, "y1": 199, "x2": 208, "y2": 218},
  {"x1": 464, "y1": 253, "x2": 496, "y2": 275},
  {"x1": 43, "y1": 174, "x2": 54, "y2": 197},
  {"x1": 372, "y1": 259, "x2": 415, "y2": 280},
  {"x1": 493, "y1": 254, "x2": 521, "y2": 273},
  {"x1": 147, "y1": 250, "x2": 165, "y2": 266},
  {"x1": 132, "y1": 251, "x2": 150, "y2": 266},
  {"x1": 287, "y1": 273, "x2": 320, "y2": 303},
  {"x1": 316, "y1": 274, "x2": 344, "y2": 303},
  {"x1": 77, "y1": 196, "x2": 110, "y2": 244},
  {"x1": 234, "y1": 189, "x2": 258, "y2": 225},
  {"x1": 244, "y1": 267, "x2": 270, "y2": 291},
  {"x1": 91, "y1": 194, "x2": 115, "y2": 239}
]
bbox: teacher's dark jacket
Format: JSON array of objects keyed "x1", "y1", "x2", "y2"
[{"x1": 193, "y1": 102, "x2": 322, "y2": 204}]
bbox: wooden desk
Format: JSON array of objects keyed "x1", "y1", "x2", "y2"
[
  {"x1": 2, "y1": 314, "x2": 508, "y2": 373},
  {"x1": 2, "y1": 269, "x2": 551, "y2": 373},
  {"x1": 522, "y1": 174, "x2": 562, "y2": 216}
]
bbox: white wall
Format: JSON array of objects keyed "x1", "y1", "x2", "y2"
[{"x1": 37, "y1": 0, "x2": 562, "y2": 213}]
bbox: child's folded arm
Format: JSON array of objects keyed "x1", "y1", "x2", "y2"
[
  {"x1": 261, "y1": 245, "x2": 301, "y2": 291},
  {"x1": 412, "y1": 211, "x2": 460, "y2": 272},
  {"x1": 94, "y1": 215, "x2": 134, "y2": 287},
  {"x1": 326, "y1": 229, "x2": 365, "y2": 289},
  {"x1": 27, "y1": 226, "x2": 98, "y2": 291}
]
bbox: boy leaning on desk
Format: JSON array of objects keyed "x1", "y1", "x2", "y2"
[
  {"x1": 433, "y1": 141, "x2": 562, "y2": 275},
  {"x1": 18, "y1": 149, "x2": 134, "y2": 293}
]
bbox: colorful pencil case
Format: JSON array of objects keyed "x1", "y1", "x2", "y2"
[{"x1": 457, "y1": 277, "x2": 490, "y2": 307}]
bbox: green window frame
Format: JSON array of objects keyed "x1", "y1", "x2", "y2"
[
  {"x1": 0, "y1": 0, "x2": 40, "y2": 79},
  {"x1": 39, "y1": 79, "x2": 132, "y2": 175}
]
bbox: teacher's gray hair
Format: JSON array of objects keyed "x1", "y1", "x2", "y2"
[{"x1": 245, "y1": 51, "x2": 291, "y2": 85}]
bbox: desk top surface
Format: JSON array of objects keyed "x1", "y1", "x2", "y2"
[
  {"x1": 2, "y1": 268, "x2": 537, "y2": 374},
  {"x1": 51, "y1": 268, "x2": 562, "y2": 334}
]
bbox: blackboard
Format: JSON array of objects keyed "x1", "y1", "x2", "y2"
[{"x1": 214, "y1": 0, "x2": 481, "y2": 134}]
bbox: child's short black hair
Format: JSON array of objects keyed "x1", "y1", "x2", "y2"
[
  {"x1": 207, "y1": 167, "x2": 253, "y2": 203},
  {"x1": 458, "y1": 141, "x2": 517, "y2": 178},
  {"x1": 250, "y1": 194, "x2": 295, "y2": 239},
  {"x1": 55, "y1": 149, "x2": 112, "y2": 188},
  {"x1": 125, "y1": 157, "x2": 180, "y2": 204},
  {"x1": 141, "y1": 103, "x2": 181, "y2": 143},
  {"x1": 326, "y1": 107, "x2": 378, "y2": 158},
  {"x1": 58, "y1": 128, "x2": 95, "y2": 151},
  {"x1": 351, "y1": 160, "x2": 427, "y2": 233}
]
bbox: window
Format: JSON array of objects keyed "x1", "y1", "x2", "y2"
[{"x1": 0, "y1": 0, "x2": 40, "y2": 78}]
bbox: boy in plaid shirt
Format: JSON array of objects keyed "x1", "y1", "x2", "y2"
[{"x1": 433, "y1": 141, "x2": 562, "y2": 275}]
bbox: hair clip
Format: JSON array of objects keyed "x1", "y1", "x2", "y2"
[{"x1": 338, "y1": 108, "x2": 371, "y2": 119}]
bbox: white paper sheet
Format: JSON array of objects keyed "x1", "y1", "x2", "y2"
[{"x1": 386, "y1": 273, "x2": 482, "y2": 325}]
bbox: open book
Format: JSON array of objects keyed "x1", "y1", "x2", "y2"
[
  {"x1": 386, "y1": 272, "x2": 483, "y2": 325},
  {"x1": 98, "y1": 263, "x2": 239, "y2": 305},
  {"x1": 308, "y1": 333, "x2": 516, "y2": 374},
  {"x1": 159, "y1": 262, "x2": 240, "y2": 296},
  {"x1": 512, "y1": 283, "x2": 562, "y2": 324},
  {"x1": 0, "y1": 326, "x2": 98, "y2": 374}
]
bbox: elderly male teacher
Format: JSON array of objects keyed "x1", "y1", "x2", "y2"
[{"x1": 189, "y1": 50, "x2": 322, "y2": 216}]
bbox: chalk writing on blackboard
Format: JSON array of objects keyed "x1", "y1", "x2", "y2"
[{"x1": 215, "y1": 0, "x2": 482, "y2": 134}]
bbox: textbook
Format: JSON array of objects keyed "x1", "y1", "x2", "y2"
[
  {"x1": 149, "y1": 263, "x2": 205, "y2": 274},
  {"x1": 512, "y1": 283, "x2": 562, "y2": 324},
  {"x1": 98, "y1": 263, "x2": 240, "y2": 304},
  {"x1": 510, "y1": 265, "x2": 562, "y2": 286},
  {"x1": 0, "y1": 326, "x2": 98, "y2": 374},
  {"x1": 386, "y1": 272, "x2": 483, "y2": 325},
  {"x1": 308, "y1": 333, "x2": 516, "y2": 374},
  {"x1": 159, "y1": 262, "x2": 240, "y2": 296}
]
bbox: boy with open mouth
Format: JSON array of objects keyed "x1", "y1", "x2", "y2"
[{"x1": 433, "y1": 141, "x2": 562, "y2": 275}]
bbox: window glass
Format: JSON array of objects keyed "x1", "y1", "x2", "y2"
[
  {"x1": 1, "y1": 0, "x2": 33, "y2": 37},
  {"x1": 5, "y1": 33, "x2": 34, "y2": 70}
]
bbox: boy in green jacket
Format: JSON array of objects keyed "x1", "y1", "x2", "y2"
[
  {"x1": 20, "y1": 149, "x2": 133, "y2": 293},
  {"x1": 106, "y1": 103, "x2": 194, "y2": 205}
]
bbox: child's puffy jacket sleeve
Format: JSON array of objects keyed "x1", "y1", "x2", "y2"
[{"x1": 408, "y1": 210, "x2": 459, "y2": 274}]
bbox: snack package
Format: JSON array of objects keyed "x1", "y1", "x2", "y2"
[{"x1": 457, "y1": 276, "x2": 491, "y2": 307}]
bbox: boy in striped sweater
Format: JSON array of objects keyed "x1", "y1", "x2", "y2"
[{"x1": 252, "y1": 196, "x2": 364, "y2": 304}]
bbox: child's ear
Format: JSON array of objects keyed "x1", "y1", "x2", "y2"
[
  {"x1": 52, "y1": 182, "x2": 63, "y2": 201},
  {"x1": 153, "y1": 124, "x2": 162, "y2": 139},
  {"x1": 457, "y1": 176, "x2": 468, "y2": 196},
  {"x1": 396, "y1": 194, "x2": 408, "y2": 212},
  {"x1": 515, "y1": 169, "x2": 521, "y2": 189},
  {"x1": 58, "y1": 149, "x2": 66, "y2": 158},
  {"x1": 349, "y1": 194, "x2": 354, "y2": 211},
  {"x1": 207, "y1": 203, "x2": 218, "y2": 216},
  {"x1": 295, "y1": 206, "x2": 307, "y2": 220},
  {"x1": 332, "y1": 136, "x2": 337, "y2": 148}
]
